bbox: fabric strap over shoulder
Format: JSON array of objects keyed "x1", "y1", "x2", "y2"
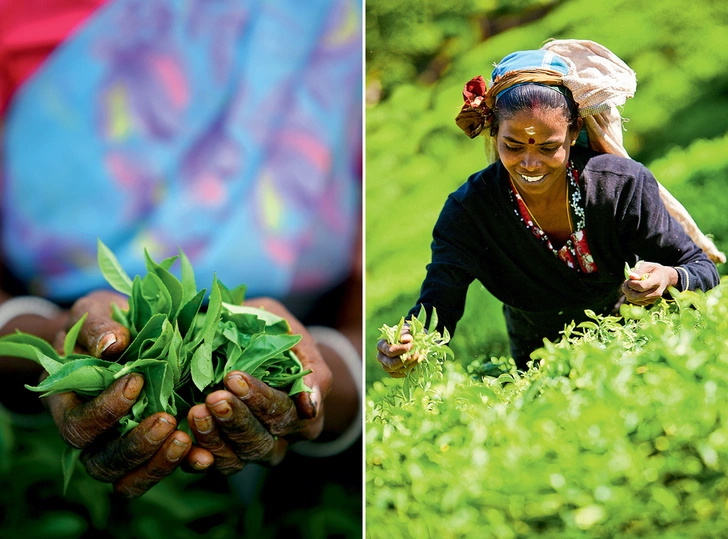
[{"x1": 542, "y1": 39, "x2": 724, "y2": 264}]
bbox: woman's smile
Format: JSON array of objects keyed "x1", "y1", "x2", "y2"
[{"x1": 519, "y1": 173, "x2": 546, "y2": 183}]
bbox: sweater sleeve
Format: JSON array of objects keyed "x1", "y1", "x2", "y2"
[
  {"x1": 619, "y1": 164, "x2": 719, "y2": 292},
  {"x1": 407, "y1": 195, "x2": 478, "y2": 337}
]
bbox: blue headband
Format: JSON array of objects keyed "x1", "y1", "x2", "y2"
[{"x1": 491, "y1": 50, "x2": 570, "y2": 101}]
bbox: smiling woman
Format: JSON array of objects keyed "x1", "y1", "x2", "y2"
[{"x1": 376, "y1": 40, "x2": 721, "y2": 375}]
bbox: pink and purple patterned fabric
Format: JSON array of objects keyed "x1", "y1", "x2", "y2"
[{"x1": 1, "y1": 0, "x2": 362, "y2": 303}]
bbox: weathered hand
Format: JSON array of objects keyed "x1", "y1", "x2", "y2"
[
  {"x1": 186, "y1": 297, "x2": 332, "y2": 474},
  {"x1": 376, "y1": 325, "x2": 420, "y2": 378},
  {"x1": 46, "y1": 290, "x2": 213, "y2": 497},
  {"x1": 622, "y1": 261, "x2": 679, "y2": 306}
]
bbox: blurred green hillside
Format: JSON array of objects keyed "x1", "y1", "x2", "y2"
[{"x1": 365, "y1": 0, "x2": 728, "y2": 385}]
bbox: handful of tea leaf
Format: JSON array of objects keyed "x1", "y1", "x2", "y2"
[
  {"x1": 378, "y1": 306, "x2": 453, "y2": 367},
  {"x1": 0, "y1": 241, "x2": 312, "y2": 436}
]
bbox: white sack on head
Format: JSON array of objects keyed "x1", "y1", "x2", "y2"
[{"x1": 541, "y1": 39, "x2": 725, "y2": 264}]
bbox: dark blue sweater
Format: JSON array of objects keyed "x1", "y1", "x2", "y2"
[{"x1": 409, "y1": 148, "x2": 719, "y2": 345}]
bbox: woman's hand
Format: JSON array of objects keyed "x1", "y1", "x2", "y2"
[
  {"x1": 186, "y1": 297, "x2": 332, "y2": 475},
  {"x1": 376, "y1": 325, "x2": 420, "y2": 378},
  {"x1": 46, "y1": 290, "x2": 213, "y2": 498},
  {"x1": 622, "y1": 261, "x2": 679, "y2": 306}
]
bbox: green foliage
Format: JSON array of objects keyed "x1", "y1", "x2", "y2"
[
  {"x1": 0, "y1": 419, "x2": 360, "y2": 538},
  {"x1": 366, "y1": 0, "x2": 562, "y2": 100},
  {"x1": 367, "y1": 282, "x2": 728, "y2": 537},
  {"x1": 648, "y1": 133, "x2": 728, "y2": 260}
]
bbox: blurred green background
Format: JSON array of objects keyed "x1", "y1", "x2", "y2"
[
  {"x1": 0, "y1": 407, "x2": 361, "y2": 538},
  {"x1": 365, "y1": 0, "x2": 728, "y2": 385}
]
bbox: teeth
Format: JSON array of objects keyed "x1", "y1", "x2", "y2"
[{"x1": 521, "y1": 174, "x2": 545, "y2": 183}]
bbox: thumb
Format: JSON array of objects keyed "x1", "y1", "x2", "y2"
[{"x1": 71, "y1": 291, "x2": 130, "y2": 359}]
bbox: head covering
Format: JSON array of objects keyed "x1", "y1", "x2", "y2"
[
  {"x1": 454, "y1": 39, "x2": 725, "y2": 264},
  {"x1": 454, "y1": 49, "x2": 570, "y2": 139},
  {"x1": 492, "y1": 50, "x2": 571, "y2": 103},
  {"x1": 493, "y1": 49, "x2": 569, "y2": 76}
]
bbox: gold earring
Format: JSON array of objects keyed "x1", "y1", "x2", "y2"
[{"x1": 570, "y1": 140, "x2": 576, "y2": 146}]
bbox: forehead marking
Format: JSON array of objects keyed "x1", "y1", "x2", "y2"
[
  {"x1": 528, "y1": 137, "x2": 535, "y2": 145},
  {"x1": 525, "y1": 126, "x2": 536, "y2": 135}
]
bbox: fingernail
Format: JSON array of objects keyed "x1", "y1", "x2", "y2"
[
  {"x1": 166, "y1": 439, "x2": 189, "y2": 462},
  {"x1": 209, "y1": 400, "x2": 232, "y2": 419},
  {"x1": 226, "y1": 374, "x2": 249, "y2": 398},
  {"x1": 149, "y1": 417, "x2": 175, "y2": 442},
  {"x1": 192, "y1": 458, "x2": 212, "y2": 471},
  {"x1": 310, "y1": 386, "x2": 321, "y2": 419},
  {"x1": 193, "y1": 415, "x2": 213, "y2": 434},
  {"x1": 95, "y1": 332, "x2": 117, "y2": 357},
  {"x1": 123, "y1": 373, "x2": 144, "y2": 400}
]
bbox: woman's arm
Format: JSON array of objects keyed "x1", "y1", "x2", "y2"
[
  {"x1": 378, "y1": 196, "x2": 477, "y2": 377},
  {"x1": 618, "y1": 164, "x2": 719, "y2": 303},
  {"x1": 407, "y1": 195, "x2": 479, "y2": 336}
]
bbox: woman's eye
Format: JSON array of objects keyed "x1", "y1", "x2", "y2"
[{"x1": 504, "y1": 145, "x2": 521, "y2": 151}]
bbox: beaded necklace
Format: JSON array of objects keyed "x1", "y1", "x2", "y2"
[{"x1": 508, "y1": 161, "x2": 596, "y2": 273}]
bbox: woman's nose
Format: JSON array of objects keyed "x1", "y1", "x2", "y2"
[{"x1": 521, "y1": 150, "x2": 541, "y2": 171}]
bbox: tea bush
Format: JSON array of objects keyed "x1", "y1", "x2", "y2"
[{"x1": 367, "y1": 282, "x2": 728, "y2": 538}]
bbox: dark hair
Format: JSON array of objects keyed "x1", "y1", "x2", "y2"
[{"x1": 490, "y1": 83, "x2": 579, "y2": 134}]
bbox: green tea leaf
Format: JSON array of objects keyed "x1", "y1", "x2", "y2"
[
  {"x1": 139, "y1": 319, "x2": 174, "y2": 360},
  {"x1": 428, "y1": 307, "x2": 439, "y2": 334},
  {"x1": 189, "y1": 277, "x2": 222, "y2": 349},
  {"x1": 62, "y1": 446, "x2": 82, "y2": 496},
  {"x1": 111, "y1": 302, "x2": 129, "y2": 327},
  {"x1": 131, "y1": 393, "x2": 148, "y2": 420},
  {"x1": 142, "y1": 272, "x2": 173, "y2": 319},
  {"x1": 166, "y1": 325, "x2": 184, "y2": 384},
  {"x1": 28, "y1": 361, "x2": 120, "y2": 396},
  {"x1": 177, "y1": 289, "x2": 206, "y2": 338},
  {"x1": 118, "y1": 416, "x2": 140, "y2": 436},
  {"x1": 230, "y1": 333, "x2": 302, "y2": 375},
  {"x1": 220, "y1": 322, "x2": 253, "y2": 350},
  {"x1": 131, "y1": 275, "x2": 153, "y2": 333},
  {"x1": 157, "y1": 255, "x2": 179, "y2": 271},
  {"x1": 287, "y1": 372, "x2": 314, "y2": 395},
  {"x1": 220, "y1": 310, "x2": 266, "y2": 335},
  {"x1": 178, "y1": 248, "x2": 197, "y2": 303},
  {"x1": 203, "y1": 277, "x2": 223, "y2": 345},
  {"x1": 0, "y1": 332, "x2": 61, "y2": 361},
  {"x1": 64, "y1": 313, "x2": 88, "y2": 357},
  {"x1": 145, "y1": 249, "x2": 184, "y2": 320},
  {"x1": 143, "y1": 362, "x2": 175, "y2": 415},
  {"x1": 97, "y1": 239, "x2": 133, "y2": 296},
  {"x1": 213, "y1": 351, "x2": 226, "y2": 385},
  {"x1": 218, "y1": 281, "x2": 247, "y2": 306},
  {"x1": 221, "y1": 303, "x2": 291, "y2": 334},
  {"x1": 120, "y1": 313, "x2": 167, "y2": 362},
  {"x1": 222, "y1": 341, "x2": 243, "y2": 379},
  {"x1": 113, "y1": 358, "x2": 168, "y2": 379},
  {"x1": 190, "y1": 342, "x2": 213, "y2": 391}
]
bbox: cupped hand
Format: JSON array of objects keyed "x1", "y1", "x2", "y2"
[
  {"x1": 47, "y1": 290, "x2": 213, "y2": 497},
  {"x1": 186, "y1": 297, "x2": 332, "y2": 475},
  {"x1": 376, "y1": 325, "x2": 420, "y2": 378},
  {"x1": 622, "y1": 261, "x2": 679, "y2": 306}
]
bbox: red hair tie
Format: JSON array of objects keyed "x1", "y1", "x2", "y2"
[{"x1": 455, "y1": 75, "x2": 493, "y2": 139}]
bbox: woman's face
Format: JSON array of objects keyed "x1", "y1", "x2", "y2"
[{"x1": 496, "y1": 107, "x2": 577, "y2": 197}]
